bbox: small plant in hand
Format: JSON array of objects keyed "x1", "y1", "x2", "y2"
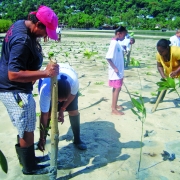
[
  {"x1": 156, "y1": 77, "x2": 180, "y2": 98},
  {"x1": 48, "y1": 51, "x2": 54, "y2": 59},
  {"x1": 38, "y1": 123, "x2": 51, "y2": 155}
]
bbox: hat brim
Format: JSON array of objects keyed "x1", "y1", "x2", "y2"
[{"x1": 46, "y1": 28, "x2": 58, "y2": 40}]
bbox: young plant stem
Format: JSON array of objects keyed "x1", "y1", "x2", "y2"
[
  {"x1": 175, "y1": 89, "x2": 180, "y2": 98},
  {"x1": 138, "y1": 120, "x2": 144, "y2": 172},
  {"x1": 137, "y1": 68, "x2": 142, "y2": 90}
]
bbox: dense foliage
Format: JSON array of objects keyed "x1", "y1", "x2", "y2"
[{"x1": 0, "y1": 0, "x2": 180, "y2": 31}]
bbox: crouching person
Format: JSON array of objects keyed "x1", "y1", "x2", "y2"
[{"x1": 38, "y1": 63, "x2": 87, "y2": 152}]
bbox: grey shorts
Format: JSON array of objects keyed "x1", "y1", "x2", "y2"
[{"x1": 0, "y1": 92, "x2": 36, "y2": 138}]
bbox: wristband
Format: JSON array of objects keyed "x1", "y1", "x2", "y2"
[{"x1": 61, "y1": 107, "x2": 66, "y2": 111}]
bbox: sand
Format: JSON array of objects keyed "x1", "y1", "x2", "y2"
[{"x1": 0, "y1": 31, "x2": 180, "y2": 180}]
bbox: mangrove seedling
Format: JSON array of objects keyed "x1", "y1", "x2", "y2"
[
  {"x1": 83, "y1": 49, "x2": 98, "y2": 60},
  {"x1": 130, "y1": 57, "x2": 140, "y2": 67},
  {"x1": 48, "y1": 51, "x2": 54, "y2": 59},
  {"x1": 94, "y1": 81, "x2": 104, "y2": 85},
  {"x1": 131, "y1": 95, "x2": 146, "y2": 173},
  {"x1": 156, "y1": 77, "x2": 180, "y2": 98}
]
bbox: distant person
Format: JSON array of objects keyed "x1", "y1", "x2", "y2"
[
  {"x1": 118, "y1": 32, "x2": 135, "y2": 67},
  {"x1": 170, "y1": 29, "x2": 180, "y2": 47},
  {"x1": 0, "y1": 5, "x2": 59, "y2": 175},
  {"x1": 106, "y1": 26, "x2": 127, "y2": 115},
  {"x1": 56, "y1": 25, "x2": 62, "y2": 42},
  {"x1": 150, "y1": 39, "x2": 180, "y2": 104},
  {"x1": 38, "y1": 63, "x2": 87, "y2": 151}
]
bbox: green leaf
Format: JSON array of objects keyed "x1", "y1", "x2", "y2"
[
  {"x1": 166, "y1": 77, "x2": 175, "y2": 89},
  {"x1": 168, "y1": 89, "x2": 176, "y2": 94},
  {"x1": 0, "y1": 150, "x2": 8, "y2": 174},
  {"x1": 33, "y1": 94, "x2": 38, "y2": 97},
  {"x1": 18, "y1": 101, "x2": 23, "y2": 108},
  {"x1": 94, "y1": 82, "x2": 104, "y2": 85},
  {"x1": 157, "y1": 87, "x2": 168, "y2": 91},
  {"x1": 78, "y1": 91, "x2": 84, "y2": 97},
  {"x1": 48, "y1": 52, "x2": 54, "y2": 58},
  {"x1": 36, "y1": 112, "x2": 41, "y2": 117},
  {"x1": 131, "y1": 108, "x2": 141, "y2": 120},
  {"x1": 151, "y1": 92, "x2": 157, "y2": 96},
  {"x1": 139, "y1": 95, "x2": 144, "y2": 106},
  {"x1": 131, "y1": 98, "x2": 143, "y2": 111},
  {"x1": 156, "y1": 81, "x2": 168, "y2": 87}
]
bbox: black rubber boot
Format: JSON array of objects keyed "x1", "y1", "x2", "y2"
[
  {"x1": 16, "y1": 135, "x2": 50, "y2": 163},
  {"x1": 15, "y1": 144, "x2": 50, "y2": 175},
  {"x1": 150, "y1": 90, "x2": 167, "y2": 104},
  {"x1": 69, "y1": 114, "x2": 87, "y2": 150}
]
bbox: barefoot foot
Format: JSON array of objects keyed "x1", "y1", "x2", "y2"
[
  {"x1": 116, "y1": 105, "x2": 124, "y2": 110},
  {"x1": 111, "y1": 109, "x2": 124, "y2": 115}
]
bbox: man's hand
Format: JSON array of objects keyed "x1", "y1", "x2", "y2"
[
  {"x1": 44, "y1": 63, "x2": 59, "y2": 77},
  {"x1": 37, "y1": 138, "x2": 46, "y2": 152}
]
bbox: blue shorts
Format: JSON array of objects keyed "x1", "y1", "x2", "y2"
[{"x1": 0, "y1": 92, "x2": 36, "y2": 138}]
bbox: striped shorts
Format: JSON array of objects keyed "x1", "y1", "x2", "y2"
[{"x1": 0, "y1": 92, "x2": 36, "y2": 138}]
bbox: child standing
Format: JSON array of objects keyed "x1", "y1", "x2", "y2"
[{"x1": 106, "y1": 26, "x2": 127, "y2": 115}]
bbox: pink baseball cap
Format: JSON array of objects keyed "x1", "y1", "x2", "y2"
[{"x1": 36, "y1": 5, "x2": 58, "y2": 40}]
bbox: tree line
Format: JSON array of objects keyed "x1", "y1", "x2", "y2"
[{"x1": 0, "y1": 0, "x2": 180, "y2": 32}]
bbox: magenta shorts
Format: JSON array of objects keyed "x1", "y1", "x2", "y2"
[{"x1": 109, "y1": 79, "x2": 123, "y2": 88}]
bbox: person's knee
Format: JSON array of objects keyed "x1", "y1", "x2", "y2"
[
  {"x1": 68, "y1": 110, "x2": 79, "y2": 116},
  {"x1": 20, "y1": 131, "x2": 34, "y2": 147}
]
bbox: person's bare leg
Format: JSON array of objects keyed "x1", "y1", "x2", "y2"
[
  {"x1": 19, "y1": 131, "x2": 34, "y2": 148},
  {"x1": 116, "y1": 105, "x2": 124, "y2": 110},
  {"x1": 112, "y1": 87, "x2": 124, "y2": 115}
]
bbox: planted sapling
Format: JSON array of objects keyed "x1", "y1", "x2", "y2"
[{"x1": 131, "y1": 95, "x2": 146, "y2": 174}]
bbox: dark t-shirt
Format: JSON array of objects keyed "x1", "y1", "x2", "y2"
[{"x1": 0, "y1": 20, "x2": 43, "y2": 93}]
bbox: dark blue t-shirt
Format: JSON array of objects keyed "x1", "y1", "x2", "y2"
[{"x1": 0, "y1": 20, "x2": 43, "y2": 93}]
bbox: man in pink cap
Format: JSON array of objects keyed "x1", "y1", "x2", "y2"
[{"x1": 0, "y1": 5, "x2": 59, "y2": 175}]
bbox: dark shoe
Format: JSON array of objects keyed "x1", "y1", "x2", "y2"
[
  {"x1": 69, "y1": 114, "x2": 87, "y2": 150},
  {"x1": 15, "y1": 144, "x2": 50, "y2": 175}
]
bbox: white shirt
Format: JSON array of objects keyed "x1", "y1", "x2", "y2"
[
  {"x1": 56, "y1": 27, "x2": 61, "y2": 34},
  {"x1": 39, "y1": 63, "x2": 79, "y2": 113},
  {"x1": 170, "y1": 35, "x2": 180, "y2": 47},
  {"x1": 106, "y1": 39, "x2": 124, "y2": 80},
  {"x1": 118, "y1": 38, "x2": 131, "y2": 51}
]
